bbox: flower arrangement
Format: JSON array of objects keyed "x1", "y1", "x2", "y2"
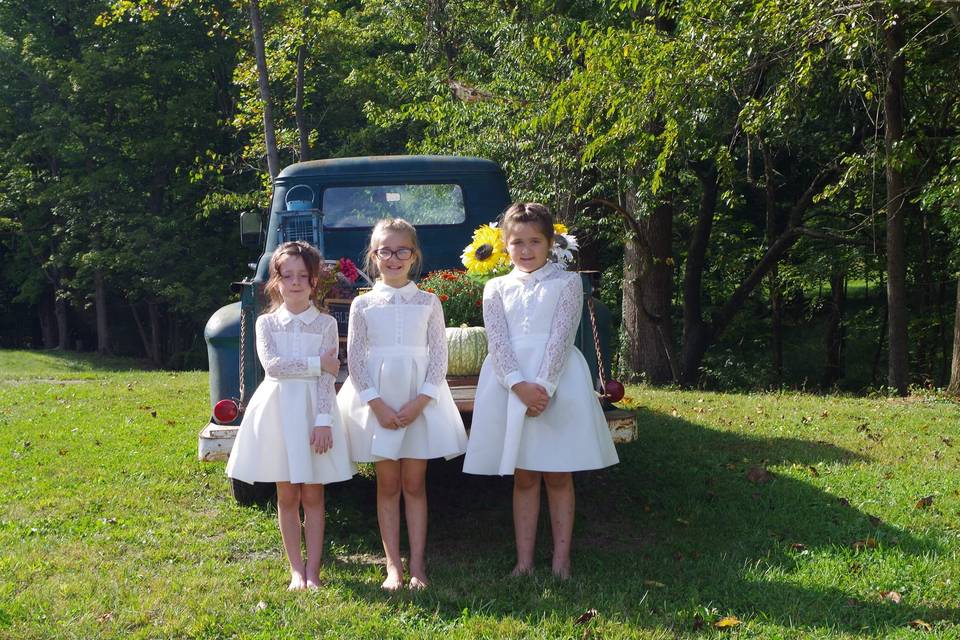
[
  {"x1": 318, "y1": 257, "x2": 361, "y2": 301},
  {"x1": 460, "y1": 221, "x2": 579, "y2": 281},
  {"x1": 419, "y1": 269, "x2": 484, "y2": 327}
]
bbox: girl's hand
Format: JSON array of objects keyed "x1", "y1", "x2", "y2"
[
  {"x1": 320, "y1": 347, "x2": 340, "y2": 376},
  {"x1": 369, "y1": 398, "x2": 402, "y2": 430},
  {"x1": 311, "y1": 426, "x2": 333, "y2": 454},
  {"x1": 512, "y1": 382, "x2": 548, "y2": 417},
  {"x1": 396, "y1": 394, "x2": 430, "y2": 427}
]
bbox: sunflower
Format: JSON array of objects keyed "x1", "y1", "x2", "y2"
[
  {"x1": 461, "y1": 224, "x2": 509, "y2": 275},
  {"x1": 553, "y1": 222, "x2": 569, "y2": 236}
]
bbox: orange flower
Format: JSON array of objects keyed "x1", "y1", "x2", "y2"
[{"x1": 439, "y1": 294, "x2": 449, "y2": 302}]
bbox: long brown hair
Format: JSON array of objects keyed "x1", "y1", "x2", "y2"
[
  {"x1": 263, "y1": 241, "x2": 325, "y2": 312},
  {"x1": 363, "y1": 218, "x2": 423, "y2": 281}
]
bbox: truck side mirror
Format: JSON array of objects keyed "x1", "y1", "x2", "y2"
[{"x1": 240, "y1": 210, "x2": 262, "y2": 248}]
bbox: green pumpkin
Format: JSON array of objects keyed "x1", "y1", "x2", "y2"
[{"x1": 445, "y1": 325, "x2": 488, "y2": 376}]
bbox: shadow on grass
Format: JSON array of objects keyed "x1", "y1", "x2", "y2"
[
  {"x1": 0, "y1": 348, "x2": 154, "y2": 376},
  {"x1": 322, "y1": 406, "x2": 959, "y2": 633}
]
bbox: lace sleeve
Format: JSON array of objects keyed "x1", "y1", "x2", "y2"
[
  {"x1": 483, "y1": 279, "x2": 523, "y2": 388},
  {"x1": 346, "y1": 297, "x2": 377, "y2": 399},
  {"x1": 420, "y1": 294, "x2": 447, "y2": 398},
  {"x1": 255, "y1": 315, "x2": 320, "y2": 378},
  {"x1": 535, "y1": 273, "x2": 582, "y2": 396},
  {"x1": 313, "y1": 316, "x2": 338, "y2": 426}
]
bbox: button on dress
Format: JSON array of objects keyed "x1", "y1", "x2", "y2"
[
  {"x1": 337, "y1": 282, "x2": 467, "y2": 462},
  {"x1": 226, "y1": 305, "x2": 356, "y2": 485},
  {"x1": 462, "y1": 262, "x2": 619, "y2": 475}
]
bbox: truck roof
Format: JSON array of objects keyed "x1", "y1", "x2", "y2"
[{"x1": 277, "y1": 155, "x2": 504, "y2": 180}]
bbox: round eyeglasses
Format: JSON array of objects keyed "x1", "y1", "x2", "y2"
[{"x1": 374, "y1": 247, "x2": 414, "y2": 260}]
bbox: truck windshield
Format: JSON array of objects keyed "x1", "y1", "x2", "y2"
[{"x1": 322, "y1": 184, "x2": 465, "y2": 227}]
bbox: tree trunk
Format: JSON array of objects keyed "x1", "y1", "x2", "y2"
[
  {"x1": 680, "y1": 166, "x2": 718, "y2": 386},
  {"x1": 130, "y1": 301, "x2": 156, "y2": 363},
  {"x1": 38, "y1": 289, "x2": 58, "y2": 348},
  {"x1": 295, "y1": 42, "x2": 309, "y2": 161},
  {"x1": 249, "y1": 0, "x2": 281, "y2": 179},
  {"x1": 762, "y1": 143, "x2": 783, "y2": 384},
  {"x1": 619, "y1": 190, "x2": 676, "y2": 384},
  {"x1": 884, "y1": 15, "x2": 909, "y2": 396},
  {"x1": 94, "y1": 268, "x2": 110, "y2": 354},
  {"x1": 55, "y1": 294, "x2": 69, "y2": 350},
  {"x1": 823, "y1": 265, "x2": 847, "y2": 388},
  {"x1": 148, "y1": 301, "x2": 163, "y2": 367},
  {"x1": 638, "y1": 197, "x2": 675, "y2": 383},
  {"x1": 948, "y1": 276, "x2": 960, "y2": 395},
  {"x1": 620, "y1": 204, "x2": 644, "y2": 383}
]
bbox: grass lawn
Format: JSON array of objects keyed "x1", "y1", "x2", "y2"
[{"x1": 1, "y1": 349, "x2": 959, "y2": 639}]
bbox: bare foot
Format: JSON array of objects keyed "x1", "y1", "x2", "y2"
[
  {"x1": 509, "y1": 564, "x2": 534, "y2": 577},
  {"x1": 288, "y1": 571, "x2": 307, "y2": 591},
  {"x1": 306, "y1": 573, "x2": 322, "y2": 590},
  {"x1": 381, "y1": 568, "x2": 404, "y2": 591},
  {"x1": 408, "y1": 575, "x2": 429, "y2": 591},
  {"x1": 551, "y1": 561, "x2": 571, "y2": 580}
]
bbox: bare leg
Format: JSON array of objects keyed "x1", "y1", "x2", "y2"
[
  {"x1": 511, "y1": 468, "x2": 541, "y2": 576},
  {"x1": 276, "y1": 482, "x2": 306, "y2": 590},
  {"x1": 543, "y1": 471, "x2": 574, "y2": 579},
  {"x1": 375, "y1": 460, "x2": 404, "y2": 590},
  {"x1": 401, "y1": 458, "x2": 429, "y2": 589},
  {"x1": 301, "y1": 483, "x2": 326, "y2": 589}
]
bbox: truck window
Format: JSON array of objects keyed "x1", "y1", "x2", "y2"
[{"x1": 322, "y1": 184, "x2": 465, "y2": 227}]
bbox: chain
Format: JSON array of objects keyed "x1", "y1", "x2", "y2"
[
  {"x1": 586, "y1": 295, "x2": 608, "y2": 396},
  {"x1": 238, "y1": 304, "x2": 247, "y2": 410}
]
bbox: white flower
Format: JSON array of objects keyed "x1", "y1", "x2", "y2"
[{"x1": 550, "y1": 233, "x2": 579, "y2": 268}]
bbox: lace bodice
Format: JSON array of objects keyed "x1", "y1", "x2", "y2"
[
  {"x1": 255, "y1": 304, "x2": 338, "y2": 426},
  {"x1": 346, "y1": 281, "x2": 448, "y2": 402},
  {"x1": 482, "y1": 262, "x2": 582, "y2": 396}
]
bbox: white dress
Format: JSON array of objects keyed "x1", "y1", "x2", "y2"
[
  {"x1": 337, "y1": 281, "x2": 468, "y2": 462},
  {"x1": 226, "y1": 305, "x2": 356, "y2": 485},
  {"x1": 462, "y1": 262, "x2": 619, "y2": 475}
]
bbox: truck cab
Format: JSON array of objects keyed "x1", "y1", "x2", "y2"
[{"x1": 200, "y1": 155, "x2": 631, "y2": 503}]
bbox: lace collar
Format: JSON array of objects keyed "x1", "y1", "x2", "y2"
[
  {"x1": 508, "y1": 261, "x2": 558, "y2": 283},
  {"x1": 372, "y1": 280, "x2": 419, "y2": 302},
  {"x1": 276, "y1": 304, "x2": 321, "y2": 326}
]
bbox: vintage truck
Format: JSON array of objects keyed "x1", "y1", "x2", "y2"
[{"x1": 199, "y1": 155, "x2": 633, "y2": 504}]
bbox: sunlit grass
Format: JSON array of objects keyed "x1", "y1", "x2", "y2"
[{"x1": 1, "y1": 350, "x2": 959, "y2": 638}]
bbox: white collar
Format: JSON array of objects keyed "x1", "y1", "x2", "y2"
[
  {"x1": 509, "y1": 261, "x2": 557, "y2": 283},
  {"x1": 276, "y1": 304, "x2": 321, "y2": 326},
  {"x1": 372, "y1": 280, "x2": 419, "y2": 302}
]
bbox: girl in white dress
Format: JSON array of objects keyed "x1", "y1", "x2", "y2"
[
  {"x1": 337, "y1": 218, "x2": 467, "y2": 591},
  {"x1": 462, "y1": 203, "x2": 619, "y2": 579},
  {"x1": 226, "y1": 241, "x2": 355, "y2": 590}
]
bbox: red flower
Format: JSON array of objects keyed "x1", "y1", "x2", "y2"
[
  {"x1": 475, "y1": 299, "x2": 483, "y2": 307},
  {"x1": 439, "y1": 294, "x2": 449, "y2": 302}
]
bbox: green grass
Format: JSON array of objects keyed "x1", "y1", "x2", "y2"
[{"x1": 2, "y1": 349, "x2": 960, "y2": 638}]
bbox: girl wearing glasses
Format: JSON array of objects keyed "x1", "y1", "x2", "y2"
[{"x1": 337, "y1": 218, "x2": 467, "y2": 590}]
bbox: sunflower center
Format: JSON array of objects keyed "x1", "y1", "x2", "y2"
[{"x1": 475, "y1": 243, "x2": 494, "y2": 260}]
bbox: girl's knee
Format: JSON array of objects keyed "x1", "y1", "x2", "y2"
[
  {"x1": 377, "y1": 473, "x2": 402, "y2": 499},
  {"x1": 401, "y1": 474, "x2": 426, "y2": 498},
  {"x1": 301, "y1": 484, "x2": 325, "y2": 509},
  {"x1": 543, "y1": 472, "x2": 573, "y2": 491},
  {"x1": 514, "y1": 470, "x2": 541, "y2": 491},
  {"x1": 276, "y1": 483, "x2": 301, "y2": 509}
]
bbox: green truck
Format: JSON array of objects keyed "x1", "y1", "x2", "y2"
[{"x1": 199, "y1": 155, "x2": 632, "y2": 504}]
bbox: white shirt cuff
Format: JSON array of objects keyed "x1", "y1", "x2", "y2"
[
  {"x1": 418, "y1": 382, "x2": 439, "y2": 399},
  {"x1": 359, "y1": 387, "x2": 380, "y2": 403},
  {"x1": 505, "y1": 371, "x2": 525, "y2": 388},
  {"x1": 307, "y1": 356, "x2": 323, "y2": 376},
  {"x1": 313, "y1": 413, "x2": 332, "y2": 427},
  {"x1": 534, "y1": 377, "x2": 557, "y2": 397}
]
